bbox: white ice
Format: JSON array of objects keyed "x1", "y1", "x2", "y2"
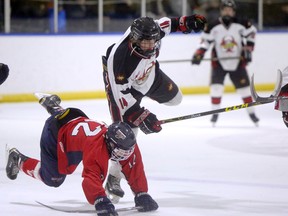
[{"x1": 1, "y1": 93, "x2": 288, "y2": 216}]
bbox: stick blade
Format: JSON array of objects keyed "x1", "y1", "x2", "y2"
[
  {"x1": 250, "y1": 70, "x2": 283, "y2": 102},
  {"x1": 250, "y1": 73, "x2": 258, "y2": 101},
  {"x1": 271, "y1": 69, "x2": 283, "y2": 97}
]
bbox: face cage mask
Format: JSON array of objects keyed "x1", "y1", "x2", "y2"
[
  {"x1": 132, "y1": 40, "x2": 161, "y2": 58},
  {"x1": 111, "y1": 146, "x2": 135, "y2": 161},
  {"x1": 221, "y1": 15, "x2": 233, "y2": 26}
]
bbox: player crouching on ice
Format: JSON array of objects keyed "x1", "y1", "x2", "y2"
[
  {"x1": 275, "y1": 66, "x2": 288, "y2": 128},
  {"x1": 6, "y1": 94, "x2": 158, "y2": 216}
]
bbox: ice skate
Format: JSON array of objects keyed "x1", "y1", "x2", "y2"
[
  {"x1": 210, "y1": 114, "x2": 219, "y2": 127},
  {"x1": 105, "y1": 174, "x2": 124, "y2": 204},
  {"x1": 6, "y1": 147, "x2": 27, "y2": 180},
  {"x1": 249, "y1": 113, "x2": 259, "y2": 126},
  {"x1": 34, "y1": 93, "x2": 63, "y2": 115}
]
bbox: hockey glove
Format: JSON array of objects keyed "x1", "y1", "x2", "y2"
[
  {"x1": 192, "y1": 48, "x2": 206, "y2": 65},
  {"x1": 95, "y1": 196, "x2": 118, "y2": 216},
  {"x1": 282, "y1": 112, "x2": 288, "y2": 128},
  {"x1": 0, "y1": 63, "x2": 9, "y2": 85},
  {"x1": 134, "y1": 192, "x2": 159, "y2": 212},
  {"x1": 178, "y1": 15, "x2": 206, "y2": 33},
  {"x1": 243, "y1": 46, "x2": 252, "y2": 63},
  {"x1": 128, "y1": 108, "x2": 162, "y2": 134}
]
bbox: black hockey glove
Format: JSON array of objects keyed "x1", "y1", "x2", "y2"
[
  {"x1": 95, "y1": 196, "x2": 118, "y2": 216},
  {"x1": 192, "y1": 48, "x2": 206, "y2": 65},
  {"x1": 178, "y1": 14, "x2": 206, "y2": 33},
  {"x1": 0, "y1": 63, "x2": 9, "y2": 85},
  {"x1": 127, "y1": 108, "x2": 162, "y2": 134},
  {"x1": 282, "y1": 112, "x2": 288, "y2": 128},
  {"x1": 134, "y1": 192, "x2": 159, "y2": 212},
  {"x1": 243, "y1": 46, "x2": 252, "y2": 63}
]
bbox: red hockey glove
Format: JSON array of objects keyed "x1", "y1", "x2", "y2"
[
  {"x1": 128, "y1": 108, "x2": 162, "y2": 134},
  {"x1": 192, "y1": 48, "x2": 206, "y2": 65},
  {"x1": 94, "y1": 196, "x2": 118, "y2": 216},
  {"x1": 0, "y1": 63, "x2": 9, "y2": 85},
  {"x1": 178, "y1": 14, "x2": 206, "y2": 33},
  {"x1": 134, "y1": 192, "x2": 159, "y2": 212},
  {"x1": 282, "y1": 112, "x2": 288, "y2": 128}
]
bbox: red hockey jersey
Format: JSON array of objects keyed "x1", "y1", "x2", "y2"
[{"x1": 57, "y1": 117, "x2": 148, "y2": 204}]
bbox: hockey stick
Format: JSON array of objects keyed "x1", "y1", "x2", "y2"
[
  {"x1": 36, "y1": 201, "x2": 142, "y2": 214},
  {"x1": 159, "y1": 70, "x2": 283, "y2": 125},
  {"x1": 251, "y1": 69, "x2": 283, "y2": 102},
  {"x1": 158, "y1": 56, "x2": 241, "y2": 64}
]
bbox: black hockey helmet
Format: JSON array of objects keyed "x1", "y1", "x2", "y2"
[
  {"x1": 130, "y1": 17, "x2": 160, "y2": 41},
  {"x1": 220, "y1": 0, "x2": 237, "y2": 10},
  {"x1": 129, "y1": 17, "x2": 161, "y2": 57},
  {"x1": 0, "y1": 63, "x2": 9, "y2": 85},
  {"x1": 105, "y1": 121, "x2": 136, "y2": 161}
]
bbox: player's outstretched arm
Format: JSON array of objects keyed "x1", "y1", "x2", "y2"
[{"x1": 171, "y1": 14, "x2": 207, "y2": 33}]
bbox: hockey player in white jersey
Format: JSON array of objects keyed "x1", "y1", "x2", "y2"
[
  {"x1": 192, "y1": 0, "x2": 259, "y2": 126},
  {"x1": 102, "y1": 15, "x2": 206, "y2": 202}
]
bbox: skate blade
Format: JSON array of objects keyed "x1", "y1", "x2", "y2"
[
  {"x1": 106, "y1": 193, "x2": 121, "y2": 204},
  {"x1": 5, "y1": 144, "x2": 10, "y2": 164}
]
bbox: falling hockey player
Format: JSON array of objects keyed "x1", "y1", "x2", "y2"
[
  {"x1": 191, "y1": 0, "x2": 259, "y2": 126},
  {"x1": 6, "y1": 94, "x2": 158, "y2": 216}
]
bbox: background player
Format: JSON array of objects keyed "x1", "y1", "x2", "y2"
[{"x1": 191, "y1": 0, "x2": 259, "y2": 126}]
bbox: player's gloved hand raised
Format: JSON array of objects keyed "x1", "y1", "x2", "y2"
[
  {"x1": 178, "y1": 14, "x2": 207, "y2": 33},
  {"x1": 127, "y1": 108, "x2": 162, "y2": 134},
  {"x1": 192, "y1": 48, "x2": 206, "y2": 65},
  {"x1": 282, "y1": 112, "x2": 288, "y2": 128},
  {"x1": 0, "y1": 63, "x2": 9, "y2": 85},
  {"x1": 134, "y1": 192, "x2": 159, "y2": 212},
  {"x1": 95, "y1": 196, "x2": 118, "y2": 216}
]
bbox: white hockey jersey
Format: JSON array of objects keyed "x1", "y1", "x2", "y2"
[
  {"x1": 105, "y1": 17, "x2": 172, "y2": 118},
  {"x1": 199, "y1": 18, "x2": 257, "y2": 71}
]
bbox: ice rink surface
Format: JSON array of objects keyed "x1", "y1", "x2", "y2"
[{"x1": 1, "y1": 93, "x2": 288, "y2": 216}]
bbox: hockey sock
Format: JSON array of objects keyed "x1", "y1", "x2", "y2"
[{"x1": 21, "y1": 158, "x2": 42, "y2": 181}]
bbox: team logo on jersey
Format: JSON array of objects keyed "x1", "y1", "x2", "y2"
[
  {"x1": 135, "y1": 61, "x2": 155, "y2": 84},
  {"x1": 167, "y1": 82, "x2": 173, "y2": 91},
  {"x1": 116, "y1": 75, "x2": 125, "y2": 82},
  {"x1": 220, "y1": 35, "x2": 238, "y2": 52}
]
